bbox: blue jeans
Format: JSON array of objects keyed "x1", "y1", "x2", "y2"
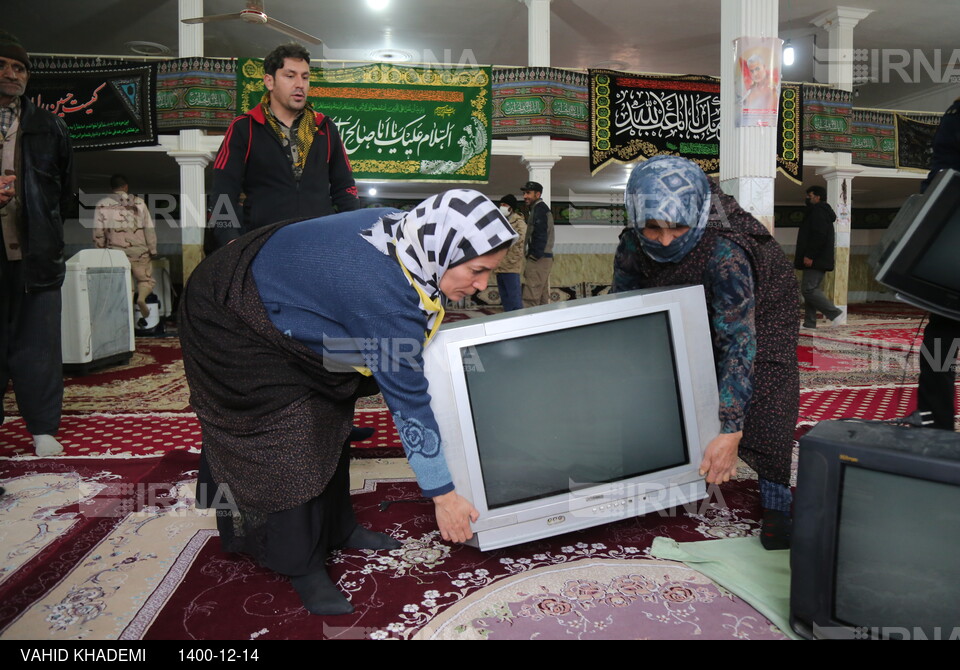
[{"x1": 497, "y1": 273, "x2": 523, "y2": 312}]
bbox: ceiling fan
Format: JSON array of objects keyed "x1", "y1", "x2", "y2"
[{"x1": 182, "y1": 0, "x2": 324, "y2": 45}]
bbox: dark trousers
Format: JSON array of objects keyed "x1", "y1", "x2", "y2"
[
  {"x1": 800, "y1": 269, "x2": 842, "y2": 326},
  {"x1": 496, "y1": 273, "x2": 523, "y2": 312},
  {"x1": 0, "y1": 257, "x2": 63, "y2": 435},
  {"x1": 918, "y1": 313, "x2": 959, "y2": 431},
  {"x1": 202, "y1": 440, "x2": 357, "y2": 577}
]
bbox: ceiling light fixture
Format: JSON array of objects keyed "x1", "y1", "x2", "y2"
[
  {"x1": 589, "y1": 60, "x2": 629, "y2": 71},
  {"x1": 369, "y1": 48, "x2": 414, "y2": 62},
  {"x1": 125, "y1": 41, "x2": 171, "y2": 56},
  {"x1": 783, "y1": 40, "x2": 795, "y2": 67},
  {"x1": 367, "y1": 0, "x2": 390, "y2": 10}
]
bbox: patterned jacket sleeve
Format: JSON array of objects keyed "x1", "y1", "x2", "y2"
[
  {"x1": 324, "y1": 118, "x2": 360, "y2": 213},
  {"x1": 707, "y1": 238, "x2": 757, "y2": 433},
  {"x1": 612, "y1": 228, "x2": 646, "y2": 293}
]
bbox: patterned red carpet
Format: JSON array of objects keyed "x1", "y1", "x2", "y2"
[
  {"x1": 3, "y1": 339, "x2": 192, "y2": 416},
  {"x1": 0, "y1": 455, "x2": 781, "y2": 640},
  {"x1": 0, "y1": 305, "x2": 956, "y2": 640}
]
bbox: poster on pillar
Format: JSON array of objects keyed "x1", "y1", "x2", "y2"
[
  {"x1": 237, "y1": 59, "x2": 492, "y2": 183},
  {"x1": 734, "y1": 37, "x2": 782, "y2": 128}
]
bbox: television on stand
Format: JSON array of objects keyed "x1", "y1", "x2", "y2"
[
  {"x1": 872, "y1": 168, "x2": 960, "y2": 320},
  {"x1": 422, "y1": 285, "x2": 721, "y2": 551},
  {"x1": 790, "y1": 420, "x2": 960, "y2": 640}
]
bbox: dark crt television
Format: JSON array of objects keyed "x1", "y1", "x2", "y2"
[
  {"x1": 872, "y1": 168, "x2": 960, "y2": 320},
  {"x1": 791, "y1": 420, "x2": 960, "y2": 640}
]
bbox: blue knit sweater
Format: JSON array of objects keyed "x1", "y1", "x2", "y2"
[{"x1": 250, "y1": 208, "x2": 454, "y2": 497}]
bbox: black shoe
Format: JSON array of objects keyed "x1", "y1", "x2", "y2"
[
  {"x1": 348, "y1": 426, "x2": 375, "y2": 442},
  {"x1": 290, "y1": 570, "x2": 354, "y2": 616},
  {"x1": 340, "y1": 525, "x2": 402, "y2": 551},
  {"x1": 760, "y1": 509, "x2": 792, "y2": 550}
]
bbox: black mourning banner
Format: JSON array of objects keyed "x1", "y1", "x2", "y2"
[
  {"x1": 26, "y1": 62, "x2": 158, "y2": 151},
  {"x1": 590, "y1": 70, "x2": 721, "y2": 175},
  {"x1": 894, "y1": 114, "x2": 937, "y2": 173}
]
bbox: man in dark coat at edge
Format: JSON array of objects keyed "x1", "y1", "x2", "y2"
[
  {"x1": 0, "y1": 31, "x2": 74, "y2": 462},
  {"x1": 913, "y1": 97, "x2": 960, "y2": 431},
  {"x1": 795, "y1": 184, "x2": 843, "y2": 329}
]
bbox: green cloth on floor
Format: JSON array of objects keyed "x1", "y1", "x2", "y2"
[{"x1": 650, "y1": 536, "x2": 801, "y2": 640}]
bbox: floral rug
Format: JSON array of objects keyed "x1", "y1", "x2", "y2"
[
  {"x1": 0, "y1": 302, "x2": 954, "y2": 640},
  {"x1": 0, "y1": 454, "x2": 781, "y2": 641},
  {"x1": 413, "y1": 558, "x2": 786, "y2": 640},
  {"x1": 4, "y1": 338, "x2": 190, "y2": 416}
]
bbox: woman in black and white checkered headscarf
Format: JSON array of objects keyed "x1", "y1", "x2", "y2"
[
  {"x1": 361, "y1": 189, "x2": 519, "y2": 328},
  {"x1": 181, "y1": 188, "x2": 518, "y2": 617}
]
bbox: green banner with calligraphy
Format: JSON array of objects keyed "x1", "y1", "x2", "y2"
[
  {"x1": 27, "y1": 59, "x2": 157, "y2": 151},
  {"x1": 801, "y1": 83, "x2": 851, "y2": 153},
  {"x1": 156, "y1": 58, "x2": 236, "y2": 131},
  {"x1": 850, "y1": 108, "x2": 897, "y2": 167},
  {"x1": 238, "y1": 59, "x2": 491, "y2": 182},
  {"x1": 492, "y1": 67, "x2": 589, "y2": 140},
  {"x1": 851, "y1": 108, "x2": 942, "y2": 169}
]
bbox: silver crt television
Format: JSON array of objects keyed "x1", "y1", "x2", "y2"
[{"x1": 423, "y1": 286, "x2": 720, "y2": 550}]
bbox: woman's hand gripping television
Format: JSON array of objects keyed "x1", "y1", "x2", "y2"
[
  {"x1": 433, "y1": 490, "x2": 480, "y2": 543},
  {"x1": 699, "y1": 431, "x2": 742, "y2": 484}
]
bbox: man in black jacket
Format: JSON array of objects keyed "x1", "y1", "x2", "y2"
[
  {"x1": 0, "y1": 31, "x2": 74, "y2": 456},
  {"x1": 208, "y1": 43, "x2": 359, "y2": 250},
  {"x1": 915, "y1": 98, "x2": 960, "y2": 431},
  {"x1": 795, "y1": 185, "x2": 843, "y2": 329},
  {"x1": 520, "y1": 181, "x2": 554, "y2": 307}
]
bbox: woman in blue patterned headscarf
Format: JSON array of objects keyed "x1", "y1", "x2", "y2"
[{"x1": 614, "y1": 156, "x2": 800, "y2": 550}]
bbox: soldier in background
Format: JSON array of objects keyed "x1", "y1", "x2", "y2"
[{"x1": 94, "y1": 174, "x2": 158, "y2": 321}]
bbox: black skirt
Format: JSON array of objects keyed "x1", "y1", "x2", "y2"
[{"x1": 198, "y1": 440, "x2": 357, "y2": 577}]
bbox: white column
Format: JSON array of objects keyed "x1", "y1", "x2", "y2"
[
  {"x1": 178, "y1": 0, "x2": 206, "y2": 280},
  {"x1": 809, "y1": 7, "x2": 871, "y2": 317},
  {"x1": 719, "y1": 0, "x2": 779, "y2": 232},
  {"x1": 811, "y1": 6, "x2": 874, "y2": 92},
  {"x1": 521, "y1": 136, "x2": 560, "y2": 203},
  {"x1": 518, "y1": 2, "x2": 559, "y2": 204},
  {"x1": 817, "y1": 163, "x2": 862, "y2": 323},
  {"x1": 523, "y1": 0, "x2": 552, "y2": 67},
  {"x1": 170, "y1": 132, "x2": 212, "y2": 282}
]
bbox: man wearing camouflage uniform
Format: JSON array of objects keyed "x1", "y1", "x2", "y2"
[{"x1": 93, "y1": 174, "x2": 157, "y2": 320}]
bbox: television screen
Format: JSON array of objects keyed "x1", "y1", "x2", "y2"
[
  {"x1": 424, "y1": 286, "x2": 719, "y2": 550},
  {"x1": 834, "y1": 466, "x2": 960, "y2": 633},
  {"x1": 462, "y1": 311, "x2": 688, "y2": 509},
  {"x1": 873, "y1": 168, "x2": 960, "y2": 319},
  {"x1": 910, "y1": 203, "x2": 960, "y2": 292},
  {"x1": 791, "y1": 420, "x2": 960, "y2": 640}
]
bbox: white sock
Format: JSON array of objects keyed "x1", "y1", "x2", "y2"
[{"x1": 33, "y1": 434, "x2": 64, "y2": 457}]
